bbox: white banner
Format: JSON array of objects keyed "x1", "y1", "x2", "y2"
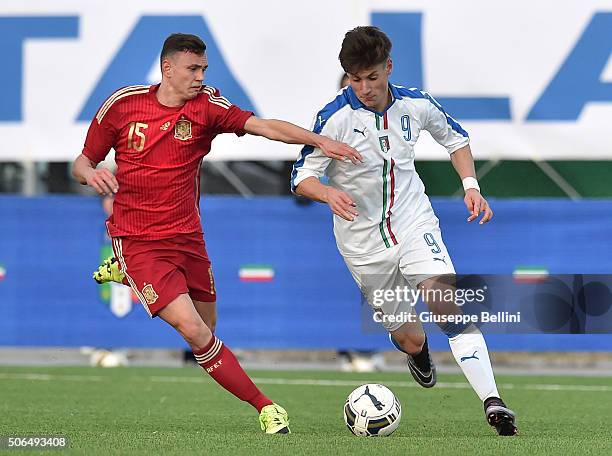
[{"x1": 1, "y1": 0, "x2": 611, "y2": 161}]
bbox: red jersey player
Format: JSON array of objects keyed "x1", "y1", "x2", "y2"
[{"x1": 72, "y1": 33, "x2": 363, "y2": 434}]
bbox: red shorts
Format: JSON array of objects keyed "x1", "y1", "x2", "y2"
[{"x1": 111, "y1": 232, "x2": 216, "y2": 317}]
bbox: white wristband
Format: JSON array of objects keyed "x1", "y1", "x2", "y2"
[{"x1": 462, "y1": 177, "x2": 480, "y2": 192}]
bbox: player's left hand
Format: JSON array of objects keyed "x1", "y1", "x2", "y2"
[
  {"x1": 319, "y1": 137, "x2": 363, "y2": 164},
  {"x1": 464, "y1": 189, "x2": 493, "y2": 224}
]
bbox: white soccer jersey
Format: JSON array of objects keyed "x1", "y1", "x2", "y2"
[{"x1": 291, "y1": 84, "x2": 469, "y2": 257}]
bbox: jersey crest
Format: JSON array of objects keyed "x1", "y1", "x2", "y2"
[
  {"x1": 141, "y1": 284, "x2": 159, "y2": 305},
  {"x1": 378, "y1": 135, "x2": 391, "y2": 153},
  {"x1": 174, "y1": 119, "x2": 193, "y2": 141}
]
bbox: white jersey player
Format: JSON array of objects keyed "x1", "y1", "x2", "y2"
[
  {"x1": 292, "y1": 82, "x2": 466, "y2": 257},
  {"x1": 292, "y1": 26, "x2": 517, "y2": 436}
]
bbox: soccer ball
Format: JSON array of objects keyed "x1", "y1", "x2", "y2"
[{"x1": 343, "y1": 383, "x2": 401, "y2": 436}]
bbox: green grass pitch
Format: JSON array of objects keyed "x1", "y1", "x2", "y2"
[{"x1": 1, "y1": 366, "x2": 611, "y2": 455}]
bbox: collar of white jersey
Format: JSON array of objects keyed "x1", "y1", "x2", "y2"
[{"x1": 346, "y1": 83, "x2": 402, "y2": 115}]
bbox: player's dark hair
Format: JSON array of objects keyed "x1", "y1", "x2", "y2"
[
  {"x1": 160, "y1": 33, "x2": 206, "y2": 66},
  {"x1": 339, "y1": 26, "x2": 391, "y2": 74}
]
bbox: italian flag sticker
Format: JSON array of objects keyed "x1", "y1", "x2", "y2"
[
  {"x1": 0, "y1": 264, "x2": 5, "y2": 281},
  {"x1": 513, "y1": 266, "x2": 549, "y2": 284},
  {"x1": 239, "y1": 264, "x2": 275, "y2": 282}
]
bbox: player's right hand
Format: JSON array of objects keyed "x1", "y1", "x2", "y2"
[
  {"x1": 85, "y1": 168, "x2": 119, "y2": 195},
  {"x1": 319, "y1": 137, "x2": 363, "y2": 165},
  {"x1": 324, "y1": 187, "x2": 358, "y2": 221}
]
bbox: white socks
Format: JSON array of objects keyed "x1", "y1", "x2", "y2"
[{"x1": 448, "y1": 327, "x2": 499, "y2": 401}]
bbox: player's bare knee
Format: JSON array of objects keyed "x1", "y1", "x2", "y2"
[{"x1": 176, "y1": 320, "x2": 212, "y2": 351}]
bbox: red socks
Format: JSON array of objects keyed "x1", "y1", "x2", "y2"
[{"x1": 193, "y1": 336, "x2": 273, "y2": 412}]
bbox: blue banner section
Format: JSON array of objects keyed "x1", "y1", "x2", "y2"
[
  {"x1": 77, "y1": 15, "x2": 258, "y2": 121},
  {"x1": 1, "y1": 196, "x2": 611, "y2": 351}
]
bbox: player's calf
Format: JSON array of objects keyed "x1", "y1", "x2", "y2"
[
  {"x1": 389, "y1": 333, "x2": 437, "y2": 388},
  {"x1": 160, "y1": 296, "x2": 288, "y2": 433}
]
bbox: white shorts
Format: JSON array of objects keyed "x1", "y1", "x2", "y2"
[{"x1": 343, "y1": 220, "x2": 455, "y2": 332}]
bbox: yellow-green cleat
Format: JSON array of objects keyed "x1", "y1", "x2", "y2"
[
  {"x1": 93, "y1": 256, "x2": 125, "y2": 284},
  {"x1": 259, "y1": 403, "x2": 290, "y2": 434}
]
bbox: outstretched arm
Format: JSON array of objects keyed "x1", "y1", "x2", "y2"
[
  {"x1": 450, "y1": 145, "x2": 493, "y2": 224},
  {"x1": 244, "y1": 116, "x2": 363, "y2": 164},
  {"x1": 295, "y1": 177, "x2": 358, "y2": 222}
]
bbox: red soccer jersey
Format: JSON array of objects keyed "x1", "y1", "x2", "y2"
[{"x1": 82, "y1": 84, "x2": 253, "y2": 240}]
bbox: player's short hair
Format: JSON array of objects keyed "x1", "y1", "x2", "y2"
[
  {"x1": 339, "y1": 26, "x2": 392, "y2": 74},
  {"x1": 160, "y1": 33, "x2": 206, "y2": 66}
]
